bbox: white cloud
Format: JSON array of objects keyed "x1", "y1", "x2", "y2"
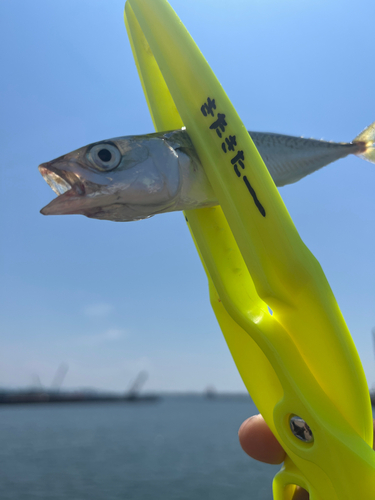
[
  {"x1": 83, "y1": 303, "x2": 114, "y2": 318},
  {"x1": 79, "y1": 328, "x2": 126, "y2": 345},
  {"x1": 102, "y1": 328, "x2": 124, "y2": 340}
]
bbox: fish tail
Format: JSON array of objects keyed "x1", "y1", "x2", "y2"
[{"x1": 353, "y1": 121, "x2": 375, "y2": 164}]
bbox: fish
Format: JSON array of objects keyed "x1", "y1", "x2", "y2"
[{"x1": 39, "y1": 122, "x2": 375, "y2": 222}]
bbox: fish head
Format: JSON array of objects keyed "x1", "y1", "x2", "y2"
[{"x1": 39, "y1": 134, "x2": 181, "y2": 221}]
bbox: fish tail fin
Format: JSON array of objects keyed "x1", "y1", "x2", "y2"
[{"x1": 353, "y1": 121, "x2": 375, "y2": 164}]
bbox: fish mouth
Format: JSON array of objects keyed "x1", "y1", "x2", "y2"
[{"x1": 39, "y1": 163, "x2": 86, "y2": 215}]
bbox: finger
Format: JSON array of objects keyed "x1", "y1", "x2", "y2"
[
  {"x1": 238, "y1": 414, "x2": 286, "y2": 465},
  {"x1": 239, "y1": 416, "x2": 375, "y2": 499},
  {"x1": 239, "y1": 415, "x2": 309, "y2": 498},
  {"x1": 292, "y1": 486, "x2": 309, "y2": 499}
]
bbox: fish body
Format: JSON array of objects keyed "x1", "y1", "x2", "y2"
[{"x1": 39, "y1": 123, "x2": 375, "y2": 222}]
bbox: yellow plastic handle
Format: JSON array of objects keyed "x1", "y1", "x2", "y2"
[{"x1": 124, "y1": 1, "x2": 375, "y2": 498}]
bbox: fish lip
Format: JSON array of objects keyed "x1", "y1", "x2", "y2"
[{"x1": 39, "y1": 162, "x2": 86, "y2": 215}]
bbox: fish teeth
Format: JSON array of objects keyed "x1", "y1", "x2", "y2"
[
  {"x1": 38, "y1": 165, "x2": 71, "y2": 196},
  {"x1": 38, "y1": 165, "x2": 85, "y2": 197}
]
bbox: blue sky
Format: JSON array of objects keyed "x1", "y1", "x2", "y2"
[{"x1": 1, "y1": 0, "x2": 374, "y2": 393}]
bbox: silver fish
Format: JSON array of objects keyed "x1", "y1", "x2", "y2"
[{"x1": 39, "y1": 123, "x2": 375, "y2": 222}]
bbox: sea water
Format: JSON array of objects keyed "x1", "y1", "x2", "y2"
[{"x1": 0, "y1": 396, "x2": 279, "y2": 500}]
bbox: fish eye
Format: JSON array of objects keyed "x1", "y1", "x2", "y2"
[{"x1": 88, "y1": 143, "x2": 121, "y2": 171}]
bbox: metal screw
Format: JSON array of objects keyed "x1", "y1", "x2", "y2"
[{"x1": 289, "y1": 415, "x2": 314, "y2": 443}]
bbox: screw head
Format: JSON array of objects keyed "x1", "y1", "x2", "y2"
[{"x1": 289, "y1": 415, "x2": 314, "y2": 443}]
